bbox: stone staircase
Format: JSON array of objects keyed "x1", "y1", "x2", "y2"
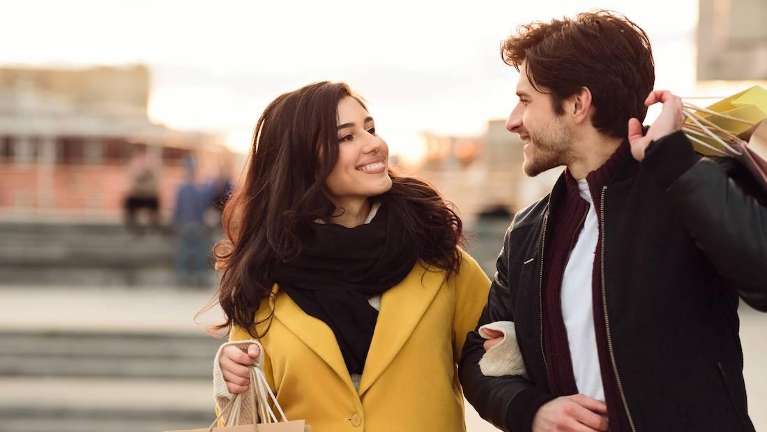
[
  {"x1": 0, "y1": 217, "x2": 514, "y2": 432},
  {"x1": 0, "y1": 217, "x2": 510, "y2": 286},
  {"x1": 0, "y1": 221, "x2": 200, "y2": 286},
  {"x1": 0, "y1": 329, "x2": 222, "y2": 432}
]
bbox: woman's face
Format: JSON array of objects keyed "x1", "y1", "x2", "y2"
[{"x1": 325, "y1": 96, "x2": 392, "y2": 207}]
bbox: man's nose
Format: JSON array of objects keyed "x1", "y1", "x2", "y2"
[{"x1": 506, "y1": 105, "x2": 523, "y2": 132}]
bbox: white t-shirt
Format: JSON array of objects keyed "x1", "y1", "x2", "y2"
[{"x1": 560, "y1": 179, "x2": 605, "y2": 401}]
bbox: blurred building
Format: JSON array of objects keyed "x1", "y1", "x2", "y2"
[
  {"x1": 696, "y1": 0, "x2": 767, "y2": 159},
  {"x1": 698, "y1": 0, "x2": 767, "y2": 81},
  {"x1": 0, "y1": 65, "x2": 230, "y2": 220},
  {"x1": 416, "y1": 119, "x2": 559, "y2": 223}
]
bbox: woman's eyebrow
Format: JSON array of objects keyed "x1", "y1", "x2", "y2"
[{"x1": 337, "y1": 117, "x2": 373, "y2": 130}]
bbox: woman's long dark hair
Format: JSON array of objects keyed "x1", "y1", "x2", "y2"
[{"x1": 214, "y1": 81, "x2": 463, "y2": 336}]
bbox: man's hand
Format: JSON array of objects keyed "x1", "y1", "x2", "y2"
[
  {"x1": 220, "y1": 343, "x2": 260, "y2": 394},
  {"x1": 532, "y1": 394, "x2": 609, "y2": 432},
  {"x1": 628, "y1": 90, "x2": 685, "y2": 161}
]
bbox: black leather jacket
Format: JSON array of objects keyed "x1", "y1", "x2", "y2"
[{"x1": 459, "y1": 131, "x2": 767, "y2": 432}]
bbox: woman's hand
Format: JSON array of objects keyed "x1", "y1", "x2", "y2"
[
  {"x1": 220, "y1": 343, "x2": 261, "y2": 393},
  {"x1": 482, "y1": 328, "x2": 504, "y2": 351}
]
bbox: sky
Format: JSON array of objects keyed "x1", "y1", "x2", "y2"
[{"x1": 0, "y1": 0, "x2": 700, "y2": 161}]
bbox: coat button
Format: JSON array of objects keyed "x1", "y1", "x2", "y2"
[{"x1": 349, "y1": 413, "x2": 362, "y2": 427}]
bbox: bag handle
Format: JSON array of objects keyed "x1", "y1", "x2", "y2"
[
  {"x1": 683, "y1": 107, "x2": 744, "y2": 156},
  {"x1": 209, "y1": 339, "x2": 289, "y2": 430}
]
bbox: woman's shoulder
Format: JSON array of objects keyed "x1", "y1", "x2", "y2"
[
  {"x1": 456, "y1": 247, "x2": 484, "y2": 275},
  {"x1": 415, "y1": 247, "x2": 484, "y2": 280},
  {"x1": 452, "y1": 247, "x2": 490, "y2": 290},
  {"x1": 228, "y1": 284, "x2": 280, "y2": 341}
]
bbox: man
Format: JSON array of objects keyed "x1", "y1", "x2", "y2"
[
  {"x1": 459, "y1": 11, "x2": 767, "y2": 432},
  {"x1": 123, "y1": 146, "x2": 161, "y2": 235},
  {"x1": 172, "y1": 156, "x2": 212, "y2": 287}
]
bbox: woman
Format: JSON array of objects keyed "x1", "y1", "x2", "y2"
[{"x1": 213, "y1": 81, "x2": 490, "y2": 431}]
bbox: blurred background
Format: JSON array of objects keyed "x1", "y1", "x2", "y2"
[{"x1": 0, "y1": 0, "x2": 765, "y2": 431}]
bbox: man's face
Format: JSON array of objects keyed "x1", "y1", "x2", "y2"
[{"x1": 506, "y1": 64, "x2": 571, "y2": 177}]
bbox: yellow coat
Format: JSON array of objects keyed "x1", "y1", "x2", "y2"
[{"x1": 229, "y1": 249, "x2": 490, "y2": 432}]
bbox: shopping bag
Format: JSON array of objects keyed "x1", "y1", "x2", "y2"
[
  {"x1": 682, "y1": 85, "x2": 767, "y2": 191},
  {"x1": 166, "y1": 340, "x2": 308, "y2": 432}
]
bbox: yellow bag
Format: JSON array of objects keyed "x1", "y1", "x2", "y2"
[{"x1": 683, "y1": 85, "x2": 767, "y2": 191}]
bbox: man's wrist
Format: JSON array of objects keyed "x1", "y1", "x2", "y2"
[
  {"x1": 642, "y1": 130, "x2": 701, "y2": 189},
  {"x1": 505, "y1": 387, "x2": 556, "y2": 432}
]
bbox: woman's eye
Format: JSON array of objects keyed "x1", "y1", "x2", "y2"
[
  {"x1": 338, "y1": 134, "x2": 354, "y2": 143},
  {"x1": 367, "y1": 128, "x2": 376, "y2": 135}
]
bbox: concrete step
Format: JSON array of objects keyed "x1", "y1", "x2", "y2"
[
  {"x1": 0, "y1": 408, "x2": 211, "y2": 432},
  {"x1": 0, "y1": 220, "x2": 508, "y2": 286},
  {"x1": 0, "y1": 377, "x2": 213, "y2": 432},
  {"x1": 0, "y1": 230, "x2": 175, "y2": 267},
  {"x1": 0, "y1": 221, "x2": 158, "y2": 236},
  {"x1": 0, "y1": 330, "x2": 221, "y2": 379},
  {"x1": 0, "y1": 286, "x2": 225, "y2": 334},
  {"x1": 0, "y1": 221, "x2": 218, "y2": 286}
]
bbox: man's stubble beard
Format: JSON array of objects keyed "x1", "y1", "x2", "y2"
[{"x1": 522, "y1": 123, "x2": 570, "y2": 177}]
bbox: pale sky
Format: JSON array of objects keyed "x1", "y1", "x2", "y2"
[{"x1": 0, "y1": 0, "x2": 700, "y2": 160}]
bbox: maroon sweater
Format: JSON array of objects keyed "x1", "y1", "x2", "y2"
[{"x1": 542, "y1": 142, "x2": 632, "y2": 431}]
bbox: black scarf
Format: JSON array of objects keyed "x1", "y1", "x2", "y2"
[{"x1": 272, "y1": 204, "x2": 417, "y2": 375}]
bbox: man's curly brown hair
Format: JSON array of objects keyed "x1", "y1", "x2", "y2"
[{"x1": 502, "y1": 10, "x2": 655, "y2": 139}]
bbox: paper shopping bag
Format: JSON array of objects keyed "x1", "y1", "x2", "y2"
[
  {"x1": 683, "y1": 86, "x2": 767, "y2": 192},
  {"x1": 166, "y1": 340, "x2": 309, "y2": 432}
]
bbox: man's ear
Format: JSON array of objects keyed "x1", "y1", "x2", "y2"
[{"x1": 569, "y1": 87, "x2": 593, "y2": 124}]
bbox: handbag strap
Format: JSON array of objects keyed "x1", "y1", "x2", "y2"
[
  {"x1": 683, "y1": 107, "x2": 744, "y2": 156},
  {"x1": 208, "y1": 339, "x2": 289, "y2": 430},
  {"x1": 252, "y1": 365, "x2": 289, "y2": 422}
]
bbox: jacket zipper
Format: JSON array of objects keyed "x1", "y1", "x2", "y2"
[
  {"x1": 538, "y1": 211, "x2": 550, "y2": 375},
  {"x1": 539, "y1": 197, "x2": 588, "y2": 383},
  {"x1": 600, "y1": 186, "x2": 637, "y2": 432}
]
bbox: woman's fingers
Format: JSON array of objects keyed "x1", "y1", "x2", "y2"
[
  {"x1": 247, "y1": 344, "x2": 260, "y2": 358},
  {"x1": 481, "y1": 328, "x2": 504, "y2": 339},
  {"x1": 222, "y1": 368, "x2": 250, "y2": 386},
  {"x1": 226, "y1": 380, "x2": 250, "y2": 394},
  {"x1": 483, "y1": 337, "x2": 503, "y2": 351},
  {"x1": 221, "y1": 354, "x2": 251, "y2": 375},
  {"x1": 224, "y1": 345, "x2": 257, "y2": 365},
  {"x1": 220, "y1": 343, "x2": 261, "y2": 394}
]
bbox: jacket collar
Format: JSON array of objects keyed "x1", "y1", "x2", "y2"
[
  {"x1": 551, "y1": 139, "x2": 638, "y2": 207},
  {"x1": 265, "y1": 261, "x2": 445, "y2": 396},
  {"x1": 358, "y1": 263, "x2": 445, "y2": 395}
]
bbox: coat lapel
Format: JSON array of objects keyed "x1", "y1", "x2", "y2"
[
  {"x1": 358, "y1": 263, "x2": 446, "y2": 395},
  {"x1": 270, "y1": 289, "x2": 355, "y2": 392}
]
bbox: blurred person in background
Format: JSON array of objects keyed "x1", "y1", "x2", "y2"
[
  {"x1": 203, "y1": 161, "x2": 235, "y2": 231},
  {"x1": 123, "y1": 145, "x2": 161, "y2": 235},
  {"x1": 211, "y1": 81, "x2": 490, "y2": 432},
  {"x1": 173, "y1": 156, "x2": 212, "y2": 288}
]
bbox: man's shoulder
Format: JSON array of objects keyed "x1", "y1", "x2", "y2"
[{"x1": 509, "y1": 194, "x2": 550, "y2": 232}]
